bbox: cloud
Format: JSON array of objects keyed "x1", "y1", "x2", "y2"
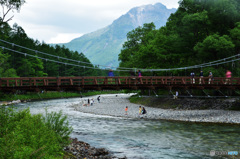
[
  {"x1": 48, "y1": 33, "x2": 83, "y2": 44},
  {"x1": 10, "y1": 0, "x2": 179, "y2": 43}
]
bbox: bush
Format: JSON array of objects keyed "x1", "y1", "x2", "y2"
[{"x1": 0, "y1": 106, "x2": 73, "y2": 159}]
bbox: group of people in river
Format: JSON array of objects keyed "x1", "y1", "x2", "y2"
[
  {"x1": 124, "y1": 105, "x2": 147, "y2": 116},
  {"x1": 81, "y1": 98, "x2": 94, "y2": 106},
  {"x1": 81, "y1": 96, "x2": 101, "y2": 106}
]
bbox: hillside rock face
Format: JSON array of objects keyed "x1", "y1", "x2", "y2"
[{"x1": 62, "y1": 3, "x2": 176, "y2": 67}]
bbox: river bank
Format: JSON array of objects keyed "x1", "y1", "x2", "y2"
[
  {"x1": 72, "y1": 94, "x2": 240, "y2": 124},
  {"x1": 130, "y1": 96, "x2": 240, "y2": 110},
  {"x1": 13, "y1": 95, "x2": 240, "y2": 158},
  {"x1": 0, "y1": 91, "x2": 125, "y2": 105},
  {"x1": 64, "y1": 138, "x2": 119, "y2": 159}
]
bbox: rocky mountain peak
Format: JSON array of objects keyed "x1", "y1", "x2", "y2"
[{"x1": 62, "y1": 3, "x2": 176, "y2": 67}]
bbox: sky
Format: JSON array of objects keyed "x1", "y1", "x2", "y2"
[{"x1": 9, "y1": 0, "x2": 179, "y2": 44}]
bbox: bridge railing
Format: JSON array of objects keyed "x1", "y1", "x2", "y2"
[{"x1": 0, "y1": 76, "x2": 240, "y2": 87}]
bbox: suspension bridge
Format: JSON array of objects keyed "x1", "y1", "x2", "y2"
[
  {"x1": 0, "y1": 76, "x2": 239, "y2": 93},
  {"x1": 0, "y1": 39, "x2": 240, "y2": 95}
]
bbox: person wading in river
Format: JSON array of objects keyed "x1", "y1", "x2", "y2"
[
  {"x1": 139, "y1": 106, "x2": 142, "y2": 115},
  {"x1": 97, "y1": 96, "x2": 100, "y2": 103}
]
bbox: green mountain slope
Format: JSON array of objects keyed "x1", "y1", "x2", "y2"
[{"x1": 62, "y1": 3, "x2": 176, "y2": 67}]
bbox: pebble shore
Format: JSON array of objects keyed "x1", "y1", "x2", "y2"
[
  {"x1": 73, "y1": 94, "x2": 240, "y2": 124},
  {"x1": 64, "y1": 138, "x2": 118, "y2": 159},
  {"x1": 67, "y1": 94, "x2": 240, "y2": 158}
]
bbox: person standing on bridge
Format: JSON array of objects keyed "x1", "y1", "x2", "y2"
[
  {"x1": 208, "y1": 71, "x2": 213, "y2": 84},
  {"x1": 199, "y1": 70, "x2": 203, "y2": 84},
  {"x1": 108, "y1": 69, "x2": 114, "y2": 77},
  {"x1": 225, "y1": 70, "x2": 232, "y2": 84},
  {"x1": 137, "y1": 70, "x2": 142, "y2": 77},
  {"x1": 190, "y1": 71, "x2": 195, "y2": 84},
  {"x1": 108, "y1": 69, "x2": 114, "y2": 83},
  {"x1": 137, "y1": 70, "x2": 142, "y2": 84}
]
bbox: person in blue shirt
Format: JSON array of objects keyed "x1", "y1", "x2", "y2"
[
  {"x1": 108, "y1": 69, "x2": 114, "y2": 77},
  {"x1": 108, "y1": 69, "x2": 114, "y2": 83}
]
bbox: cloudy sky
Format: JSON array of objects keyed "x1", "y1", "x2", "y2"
[{"x1": 9, "y1": 0, "x2": 179, "y2": 44}]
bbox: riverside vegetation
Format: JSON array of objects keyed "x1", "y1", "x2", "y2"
[
  {"x1": 0, "y1": 107, "x2": 73, "y2": 159},
  {"x1": 0, "y1": 90, "x2": 125, "y2": 102}
]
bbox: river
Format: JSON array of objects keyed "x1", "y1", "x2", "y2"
[{"x1": 14, "y1": 96, "x2": 240, "y2": 159}]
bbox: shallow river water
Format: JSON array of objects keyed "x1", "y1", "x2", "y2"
[{"x1": 14, "y1": 96, "x2": 240, "y2": 159}]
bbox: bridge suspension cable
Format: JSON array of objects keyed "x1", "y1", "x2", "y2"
[
  {"x1": 0, "y1": 46, "x2": 100, "y2": 70},
  {"x1": 0, "y1": 39, "x2": 132, "y2": 71},
  {"x1": 1, "y1": 39, "x2": 240, "y2": 72}
]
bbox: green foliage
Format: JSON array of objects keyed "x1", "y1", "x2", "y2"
[
  {"x1": 0, "y1": 0, "x2": 26, "y2": 23},
  {"x1": 0, "y1": 106, "x2": 72, "y2": 159},
  {"x1": 0, "y1": 49, "x2": 18, "y2": 77},
  {"x1": 194, "y1": 34, "x2": 235, "y2": 61},
  {"x1": 118, "y1": 0, "x2": 240, "y2": 77},
  {"x1": 0, "y1": 90, "x2": 126, "y2": 101},
  {"x1": 0, "y1": 22, "x2": 101, "y2": 77},
  {"x1": 43, "y1": 109, "x2": 73, "y2": 146},
  {"x1": 230, "y1": 22, "x2": 240, "y2": 53}
]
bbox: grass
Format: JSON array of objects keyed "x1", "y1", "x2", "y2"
[{"x1": 0, "y1": 90, "x2": 127, "y2": 102}]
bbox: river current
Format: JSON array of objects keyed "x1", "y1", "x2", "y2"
[{"x1": 14, "y1": 96, "x2": 240, "y2": 159}]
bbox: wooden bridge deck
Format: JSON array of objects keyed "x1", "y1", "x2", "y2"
[{"x1": 0, "y1": 76, "x2": 240, "y2": 92}]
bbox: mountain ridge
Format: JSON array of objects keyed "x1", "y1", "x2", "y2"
[{"x1": 61, "y1": 3, "x2": 176, "y2": 67}]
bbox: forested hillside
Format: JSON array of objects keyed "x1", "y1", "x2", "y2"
[
  {"x1": 0, "y1": 24, "x2": 99, "y2": 77},
  {"x1": 0, "y1": 1, "x2": 103, "y2": 78},
  {"x1": 118, "y1": 0, "x2": 240, "y2": 77}
]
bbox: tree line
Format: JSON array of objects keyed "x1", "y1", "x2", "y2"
[
  {"x1": 1, "y1": 0, "x2": 240, "y2": 78},
  {"x1": 0, "y1": 0, "x2": 107, "y2": 78},
  {"x1": 118, "y1": 0, "x2": 240, "y2": 78}
]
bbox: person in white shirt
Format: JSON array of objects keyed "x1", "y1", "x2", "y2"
[{"x1": 173, "y1": 91, "x2": 178, "y2": 99}]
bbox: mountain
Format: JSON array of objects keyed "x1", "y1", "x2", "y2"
[{"x1": 62, "y1": 3, "x2": 176, "y2": 67}]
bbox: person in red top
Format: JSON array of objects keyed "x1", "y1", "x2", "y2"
[
  {"x1": 125, "y1": 106, "x2": 128, "y2": 115},
  {"x1": 225, "y1": 70, "x2": 232, "y2": 84}
]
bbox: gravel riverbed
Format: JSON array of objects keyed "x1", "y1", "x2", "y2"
[{"x1": 72, "y1": 94, "x2": 240, "y2": 124}]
